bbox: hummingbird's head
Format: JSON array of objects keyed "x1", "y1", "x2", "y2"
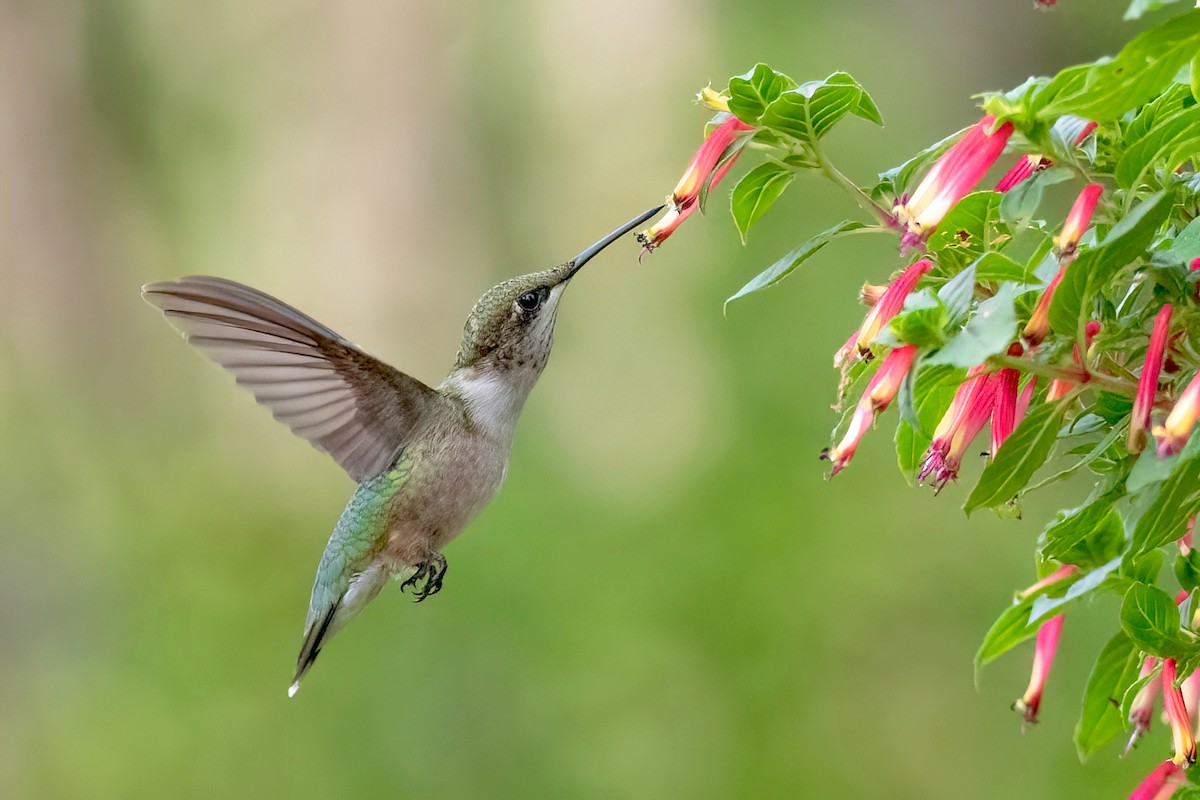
[{"x1": 451, "y1": 205, "x2": 664, "y2": 377}]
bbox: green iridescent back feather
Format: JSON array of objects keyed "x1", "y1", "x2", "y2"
[{"x1": 306, "y1": 455, "x2": 412, "y2": 629}]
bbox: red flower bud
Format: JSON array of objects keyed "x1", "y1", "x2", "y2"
[
  {"x1": 853, "y1": 259, "x2": 933, "y2": 356},
  {"x1": 990, "y1": 354, "x2": 1030, "y2": 457},
  {"x1": 994, "y1": 154, "x2": 1052, "y2": 193},
  {"x1": 1129, "y1": 305, "x2": 1173, "y2": 454},
  {"x1": 1053, "y1": 183, "x2": 1103, "y2": 258},
  {"x1": 1163, "y1": 658, "x2": 1197, "y2": 766},
  {"x1": 1013, "y1": 613, "x2": 1063, "y2": 725},
  {"x1": 823, "y1": 345, "x2": 918, "y2": 476},
  {"x1": 1023, "y1": 267, "x2": 1067, "y2": 348}
]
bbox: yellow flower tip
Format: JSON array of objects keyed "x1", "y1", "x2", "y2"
[{"x1": 695, "y1": 85, "x2": 731, "y2": 113}]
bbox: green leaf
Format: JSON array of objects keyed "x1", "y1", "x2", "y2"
[
  {"x1": 1193, "y1": 50, "x2": 1200, "y2": 103},
  {"x1": 1125, "y1": 0, "x2": 1190, "y2": 22},
  {"x1": 999, "y1": 166, "x2": 1073, "y2": 230},
  {"x1": 1030, "y1": 557, "x2": 1124, "y2": 624},
  {"x1": 895, "y1": 364, "x2": 964, "y2": 478},
  {"x1": 758, "y1": 72, "x2": 882, "y2": 150},
  {"x1": 970, "y1": 252, "x2": 1030, "y2": 285},
  {"x1": 964, "y1": 397, "x2": 1069, "y2": 515},
  {"x1": 885, "y1": 295, "x2": 951, "y2": 349},
  {"x1": 1123, "y1": 549, "x2": 1165, "y2": 586},
  {"x1": 1122, "y1": 82, "x2": 1192, "y2": 145},
  {"x1": 926, "y1": 283, "x2": 1019, "y2": 368},
  {"x1": 727, "y1": 64, "x2": 797, "y2": 124},
  {"x1": 977, "y1": 567, "x2": 1096, "y2": 671},
  {"x1": 1168, "y1": 217, "x2": 1200, "y2": 264},
  {"x1": 925, "y1": 191, "x2": 1008, "y2": 275},
  {"x1": 1074, "y1": 632, "x2": 1142, "y2": 761},
  {"x1": 976, "y1": 598, "x2": 1040, "y2": 670},
  {"x1": 1116, "y1": 105, "x2": 1200, "y2": 190},
  {"x1": 1094, "y1": 392, "x2": 1135, "y2": 424},
  {"x1": 1039, "y1": 10, "x2": 1200, "y2": 122},
  {"x1": 1048, "y1": 191, "x2": 1175, "y2": 338},
  {"x1": 1041, "y1": 501, "x2": 1123, "y2": 569},
  {"x1": 982, "y1": 76, "x2": 1052, "y2": 131},
  {"x1": 936, "y1": 266, "x2": 978, "y2": 321},
  {"x1": 1127, "y1": 445, "x2": 1183, "y2": 494},
  {"x1": 730, "y1": 163, "x2": 796, "y2": 243},
  {"x1": 1176, "y1": 549, "x2": 1200, "y2": 593},
  {"x1": 1131, "y1": 454, "x2": 1200, "y2": 554},
  {"x1": 725, "y1": 220, "x2": 871, "y2": 305},
  {"x1": 1120, "y1": 582, "x2": 1187, "y2": 658}
]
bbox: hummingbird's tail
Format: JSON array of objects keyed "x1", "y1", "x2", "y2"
[
  {"x1": 288, "y1": 561, "x2": 392, "y2": 697},
  {"x1": 289, "y1": 601, "x2": 340, "y2": 697}
]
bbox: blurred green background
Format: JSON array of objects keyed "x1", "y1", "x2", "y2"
[{"x1": 0, "y1": 0, "x2": 1175, "y2": 797}]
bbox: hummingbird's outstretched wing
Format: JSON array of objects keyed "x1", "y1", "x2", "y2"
[{"x1": 143, "y1": 275, "x2": 441, "y2": 481}]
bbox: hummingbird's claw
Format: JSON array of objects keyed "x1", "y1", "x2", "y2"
[{"x1": 399, "y1": 554, "x2": 447, "y2": 602}]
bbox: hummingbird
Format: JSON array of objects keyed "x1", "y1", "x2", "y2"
[{"x1": 142, "y1": 205, "x2": 662, "y2": 696}]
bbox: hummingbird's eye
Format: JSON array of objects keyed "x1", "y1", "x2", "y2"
[{"x1": 516, "y1": 291, "x2": 541, "y2": 312}]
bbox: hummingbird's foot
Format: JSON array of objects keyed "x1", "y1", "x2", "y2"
[{"x1": 399, "y1": 554, "x2": 447, "y2": 602}]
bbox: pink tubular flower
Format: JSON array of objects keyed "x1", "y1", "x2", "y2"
[
  {"x1": 1013, "y1": 613, "x2": 1064, "y2": 725},
  {"x1": 1155, "y1": 371, "x2": 1200, "y2": 457},
  {"x1": 1127, "y1": 656, "x2": 1160, "y2": 755},
  {"x1": 995, "y1": 154, "x2": 1053, "y2": 193},
  {"x1": 991, "y1": 367, "x2": 1021, "y2": 456},
  {"x1": 994, "y1": 119, "x2": 1094, "y2": 194},
  {"x1": 1129, "y1": 760, "x2": 1183, "y2": 800},
  {"x1": 822, "y1": 345, "x2": 918, "y2": 476},
  {"x1": 1129, "y1": 304, "x2": 1173, "y2": 454},
  {"x1": 919, "y1": 368, "x2": 1000, "y2": 490},
  {"x1": 1023, "y1": 267, "x2": 1066, "y2": 348},
  {"x1": 1163, "y1": 658, "x2": 1197, "y2": 766},
  {"x1": 1053, "y1": 183, "x2": 1104, "y2": 258},
  {"x1": 991, "y1": 344, "x2": 1031, "y2": 456},
  {"x1": 637, "y1": 116, "x2": 754, "y2": 252},
  {"x1": 850, "y1": 259, "x2": 933, "y2": 356},
  {"x1": 894, "y1": 116, "x2": 1014, "y2": 252},
  {"x1": 834, "y1": 260, "x2": 932, "y2": 367},
  {"x1": 1016, "y1": 378, "x2": 1036, "y2": 419}
]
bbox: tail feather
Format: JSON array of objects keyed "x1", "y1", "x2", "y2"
[{"x1": 288, "y1": 600, "x2": 340, "y2": 697}]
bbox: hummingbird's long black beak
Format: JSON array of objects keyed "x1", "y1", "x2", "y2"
[{"x1": 566, "y1": 204, "x2": 665, "y2": 278}]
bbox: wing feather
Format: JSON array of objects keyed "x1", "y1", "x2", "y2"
[{"x1": 143, "y1": 275, "x2": 441, "y2": 481}]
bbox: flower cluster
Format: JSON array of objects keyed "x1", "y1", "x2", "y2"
[
  {"x1": 652, "y1": 20, "x2": 1200, "y2": 792},
  {"x1": 823, "y1": 123, "x2": 1103, "y2": 482}
]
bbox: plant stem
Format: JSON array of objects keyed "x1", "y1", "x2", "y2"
[
  {"x1": 812, "y1": 141, "x2": 896, "y2": 227},
  {"x1": 986, "y1": 353, "x2": 1138, "y2": 397}
]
